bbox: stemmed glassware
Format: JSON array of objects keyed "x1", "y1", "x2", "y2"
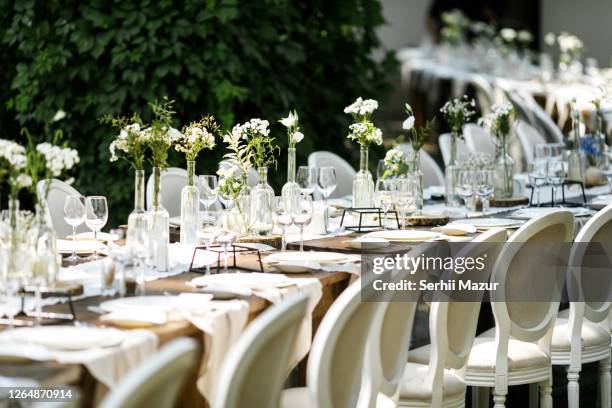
[
  {"x1": 474, "y1": 169, "x2": 494, "y2": 215},
  {"x1": 317, "y1": 167, "x2": 337, "y2": 203},
  {"x1": 392, "y1": 177, "x2": 416, "y2": 229},
  {"x1": 274, "y1": 197, "x2": 293, "y2": 252},
  {"x1": 63, "y1": 195, "x2": 86, "y2": 265},
  {"x1": 546, "y1": 158, "x2": 566, "y2": 206},
  {"x1": 297, "y1": 166, "x2": 317, "y2": 197},
  {"x1": 527, "y1": 161, "x2": 548, "y2": 206},
  {"x1": 375, "y1": 180, "x2": 394, "y2": 229},
  {"x1": 199, "y1": 175, "x2": 218, "y2": 219},
  {"x1": 84, "y1": 196, "x2": 108, "y2": 261},
  {"x1": 293, "y1": 195, "x2": 313, "y2": 252},
  {"x1": 376, "y1": 160, "x2": 388, "y2": 182},
  {"x1": 198, "y1": 212, "x2": 219, "y2": 275},
  {"x1": 216, "y1": 228, "x2": 237, "y2": 273},
  {"x1": 456, "y1": 170, "x2": 475, "y2": 219}
]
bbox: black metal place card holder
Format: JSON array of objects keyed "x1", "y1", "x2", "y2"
[
  {"x1": 339, "y1": 207, "x2": 400, "y2": 233},
  {"x1": 189, "y1": 244, "x2": 264, "y2": 274},
  {"x1": 528, "y1": 180, "x2": 587, "y2": 207},
  {"x1": 0, "y1": 287, "x2": 78, "y2": 326}
]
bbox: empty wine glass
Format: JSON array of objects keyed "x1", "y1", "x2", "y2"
[
  {"x1": 527, "y1": 161, "x2": 548, "y2": 206},
  {"x1": 198, "y1": 212, "x2": 219, "y2": 275},
  {"x1": 297, "y1": 166, "x2": 317, "y2": 197},
  {"x1": 376, "y1": 160, "x2": 388, "y2": 181},
  {"x1": 374, "y1": 179, "x2": 394, "y2": 229},
  {"x1": 274, "y1": 197, "x2": 293, "y2": 252},
  {"x1": 216, "y1": 228, "x2": 237, "y2": 273},
  {"x1": 199, "y1": 175, "x2": 218, "y2": 218},
  {"x1": 63, "y1": 195, "x2": 85, "y2": 265},
  {"x1": 456, "y1": 170, "x2": 475, "y2": 218},
  {"x1": 392, "y1": 177, "x2": 416, "y2": 229},
  {"x1": 293, "y1": 195, "x2": 313, "y2": 252},
  {"x1": 318, "y1": 167, "x2": 337, "y2": 203},
  {"x1": 84, "y1": 196, "x2": 108, "y2": 261},
  {"x1": 474, "y1": 169, "x2": 494, "y2": 215},
  {"x1": 546, "y1": 158, "x2": 566, "y2": 206}
]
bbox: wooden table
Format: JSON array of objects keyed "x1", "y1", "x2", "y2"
[{"x1": 0, "y1": 255, "x2": 351, "y2": 407}]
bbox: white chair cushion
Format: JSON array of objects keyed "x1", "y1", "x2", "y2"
[
  {"x1": 280, "y1": 387, "x2": 311, "y2": 408},
  {"x1": 398, "y1": 362, "x2": 465, "y2": 403},
  {"x1": 407, "y1": 344, "x2": 431, "y2": 365},
  {"x1": 551, "y1": 309, "x2": 611, "y2": 353},
  {"x1": 467, "y1": 328, "x2": 550, "y2": 372}
]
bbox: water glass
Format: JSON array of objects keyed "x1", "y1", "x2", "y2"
[
  {"x1": 527, "y1": 161, "x2": 548, "y2": 206},
  {"x1": 374, "y1": 180, "x2": 394, "y2": 229},
  {"x1": 85, "y1": 196, "x2": 108, "y2": 261},
  {"x1": 392, "y1": 177, "x2": 416, "y2": 229},
  {"x1": 274, "y1": 197, "x2": 293, "y2": 252},
  {"x1": 198, "y1": 212, "x2": 219, "y2": 275},
  {"x1": 546, "y1": 158, "x2": 566, "y2": 206},
  {"x1": 216, "y1": 228, "x2": 237, "y2": 273},
  {"x1": 293, "y1": 195, "x2": 313, "y2": 252},
  {"x1": 63, "y1": 195, "x2": 85, "y2": 265},
  {"x1": 474, "y1": 169, "x2": 494, "y2": 215},
  {"x1": 297, "y1": 166, "x2": 317, "y2": 197},
  {"x1": 318, "y1": 167, "x2": 337, "y2": 203},
  {"x1": 376, "y1": 160, "x2": 388, "y2": 181},
  {"x1": 456, "y1": 170, "x2": 475, "y2": 218}
]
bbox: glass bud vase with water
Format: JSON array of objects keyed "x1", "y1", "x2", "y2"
[
  {"x1": 444, "y1": 133, "x2": 461, "y2": 207},
  {"x1": 493, "y1": 141, "x2": 514, "y2": 198},
  {"x1": 127, "y1": 169, "x2": 148, "y2": 247},
  {"x1": 408, "y1": 150, "x2": 424, "y2": 214},
  {"x1": 249, "y1": 167, "x2": 274, "y2": 236},
  {"x1": 566, "y1": 113, "x2": 586, "y2": 184},
  {"x1": 353, "y1": 146, "x2": 374, "y2": 208},
  {"x1": 147, "y1": 167, "x2": 169, "y2": 271},
  {"x1": 281, "y1": 147, "x2": 301, "y2": 213},
  {"x1": 180, "y1": 160, "x2": 199, "y2": 246}
]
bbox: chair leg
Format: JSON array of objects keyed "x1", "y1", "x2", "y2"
[
  {"x1": 600, "y1": 355, "x2": 611, "y2": 408},
  {"x1": 566, "y1": 366, "x2": 580, "y2": 408},
  {"x1": 528, "y1": 383, "x2": 538, "y2": 408},
  {"x1": 493, "y1": 392, "x2": 506, "y2": 408},
  {"x1": 539, "y1": 378, "x2": 553, "y2": 408},
  {"x1": 471, "y1": 387, "x2": 479, "y2": 408},
  {"x1": 471, "y1": 387, "x2": 490, "y2": 408}
]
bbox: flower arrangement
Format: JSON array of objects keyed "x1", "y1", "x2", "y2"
[
  {"x1": 440, "y1": 96, "x2": 476, "y2": 138},
  {"x1": 217, "y1": 166, "x2": 245, "y2": 201},
  {"x1": 382, "y1": 149, "x2": 408, "y2": 180},
  {"x1": 440, "y1": 9, "x2": 469, "y2": 45},
  {"x1": 557, "y1": 32, "x2": 584, "y2": 62},
  {"x1": 478, "y1": 101, "x2": 515, "y2": 143},
  {"x1": 0, "y1": 138, "x2": 30, "y2": 202},
  {"x1": 101, "y1": 114, "x2": 146, "y2": 171},
  {"x1": 517, "y1": 30, "x2": 533, "y2": 47},
  {"x1": 279, "y1": 110, "x2": 304, "y2": 148},
  {"x1": 344, "y1": 97, "x2": 383, "y2": 147},
  {"x1": 142, "y1": 99, "x2": 182, "y2": 170},
  {"x1": 226, "y1": 118, "x2": 279, "y2": 170},
  {"x1": 176, "y1": 115, "x2": 219, "y2": 161}
]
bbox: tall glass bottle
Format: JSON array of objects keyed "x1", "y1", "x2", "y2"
[
  {"x1": 127, "y1": 170, "x2": 148, "y2": 247},
  {"x1": 410, "y1": 150, "x2": 424, "y2": 214},
  {"x1": 147, "y1": 167, "x2": 169, "y2": 271},
  {"x1": 281, "y1": 147, "x2": 300, "y2": 212},
  {"x1": 180, "y1": 160, "x2": 199, "y2": 246},
  {"x1": 445, "y1": 133, "x2": 460, "y2": 206},
  {"x1": 567, "y1": 113, "x2": 586, "y2": 183},
  {"x1": 493, "y1": 141, "x2": 514, "y2": 198},
  {"x1": 353, "y1": 146, "x2": 375, "y2": 208},
  {"x1": 249, "y1": 167, "x2": 274, "y2": 236}
]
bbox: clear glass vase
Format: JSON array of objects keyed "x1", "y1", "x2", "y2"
[
  {"x1": 225, "y1": 192, "x2": 250, "y2": 235},
  {"x1": 147, "y1": 167, "x2": 169, "y2": 272},
  {"x1": 353, "y1": 146, "x2": 374, "y2": 208},
  {"x1": 444, "y1": 133, "x2": 461, "y2": 207},
  {"x1": 567, "y1": 120, "x2": 586, "y2": 184},
  {"x1": 180, "y1": 160, "x2": 199, "y2": 246},
  {"x1": 281, "y1": 147, "x2": 301, "y2": 213},
  {"x1": 493, "y1": 142, "x2": 514, "y2": 198},
  {"x1": 127, "y1": 169, "x2": 148, "y2": 248},
  {"x1": 408, "y1": 150, "x2": 424, "y2": 214},
  {"x1": 249, "y1": 167, "x2": 274, "y2": 236}
]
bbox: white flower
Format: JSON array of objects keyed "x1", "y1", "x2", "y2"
[
  {"x1": 36, "y1": 142, "x2": 80, "y2": 177},
  {"x1": 292, "y1": 131, "x2": 304, "y2": 144},
  {"x1": 280, "y1": 111, "x2": 298, "y2": 128},
  {"x1": 15, "y1": 173, "x2": 32, "y2": 188},
  {"x1": 402, "y1": 116, "x2": 415, "y2": 131},
  {"x1": 0, "y1": 139, "x2": 27, "y2": 170},
  {"x1": 500, "y1": 28, "x2": 517, "y2": 42},
  {"x1": 517, "y1": 30, "x2": 533, "y2": 43},
  {"x1": 558, "y1": 32, "x2": 583, "y2": 53},
  {"x1": 544, "y1": 32, "x2": 556, "y2": 46},
  {"x1": 344, "y1": 97, "x2": 378, "y2": 118},
  {"x1": 52, "y1": 110, "x2": 66, "y2": 122}
]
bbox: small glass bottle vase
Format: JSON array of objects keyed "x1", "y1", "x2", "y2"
[
  {"x1": 32, "y1": 202, "x2": 59, "y2": 288},
  {"x1": 127, "y1": 169, "x2": 148, "y2": 247},
  {"x1": 444, "y1": 134, "x2": 461, "y2": 207},
  {"x1": 493, "y1": 142, "x2": 514, "y2": 198},
  {"x1": 180, "y1": 160, "x2": 199, "y2": 246},
  {"x1": 281, "y1": 147, "x2": 301, "y2": 212},
  {"x1": 249, "y1": 168, "x2": 275, "y2": 236},
  {"x1": 353, "y1": 146, "x2": 375, "y2": 208},
  {"x1": 409, "y1": 151, "x2": 424, "y2": 214},
  {"x1": 147, "y1": 167, "x2": 170, "y2": 272}
]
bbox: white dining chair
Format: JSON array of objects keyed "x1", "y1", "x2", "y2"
[
  {"x1": 463, "y1": 124, "x2": 496, "y2": 157},
  {"x1": 515, "y1": 120, "x2": 546, "y2": 166},
  {"x1": 213, "y1": 293, "x2": 309, "y2": 408},
  {"x1": 399, "y1": 228, "x2": 507, "y2": 407},
  {"x1": 554, "y1": 204, "x2": 612, "y2": 408},
  {"x1": 465, "y1": 210, "x2": 575, "y2": 408},
  {"x1": 281, "y1": 274, "x2": 385, "y2": 407},
  {"x1": 146, "y1": 167, "x2": 187, "y2": 217},
  {"x1": 517, "y1": 91, "x2": 564, "y2": 144},
  {"x1": 308, "y1": 151, "x2": 356, "y2": 199},
  {"x1": 438, "y1": 133, "x2": 470, "y2": 166},
  {"x1": 99, "y1": 337, "x2": 198, "y2": 408},
  {"x1": 36, "y1": 179, "x2": 88, "y2": 238},
  {"x1": 396, "y1": 144, "x2": 445, "y2": 187}
]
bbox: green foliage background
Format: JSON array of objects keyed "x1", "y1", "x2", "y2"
[{"x1": 0, "y1": 0, "x2": 396, "y2": 225}]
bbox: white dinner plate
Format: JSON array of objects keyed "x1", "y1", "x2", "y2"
[
  {"x1": 99, "y1": 294, "x2": 213, "y2": 313},
  {"x1": 510, "y1": 207, "x2": 592, "y2": 219},
  {"x1": 57, "y1": 239, "x2": 106, "y2": 255},
  {"x1": 364, "y1": 230, "x2": 440, "y2": 242},
  {"x1": 346, "y1": 237, "x2": 390, "y2": 250},
  {"x1": 191, "y1": 273, "x2": 293, "y2": 288},
  {"x1": 451, "y1": 218, "x2": 522, "y2": 229},
  {"x1": 265, "y1": 251, "x2": 347, "y2": 264},
  {"x1": 0, "y1": 326, "x2": 125, "y2": 351}
]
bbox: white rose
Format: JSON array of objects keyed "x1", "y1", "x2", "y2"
[
  {"x1": 292, "y1": 131, "x2": 304, "y2": 144},
  {"x1": 52, "y1": 110, "x2": 66, "y2": 122},
  {"x1": 402, "y1": 116, "x2": 415, "y2": 131}
]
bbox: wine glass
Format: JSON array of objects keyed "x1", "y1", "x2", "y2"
[
  {"x1": 527, "y1": 161, "x2": 548, "y2": 206},
  {"x1": 376, "y1": 160, "x2": 388, "y2": 181},
  {"x1": 216, "y1": 227, "x2": 237, "y2": 273},
  {"x1": 63, "y1": 195, "x2": 85, "y2": 265},
  {"x1": 84, "y1": 196, "x2": 108, "y2": 261},
  {"x1": 392, "y1": 178, "x2": 416, "y2": 229},
  {"x1": 274, "y1": 197, "x2": 293, "y2": 252},
  {"x1": 318, "y1": 167, "x2": 337, "y2": 203},
  {"x1": 474, "y1": 169, "x2": 494, "y2": 215},
  {"x1": 198, "y1": 212, "x2": 219, "y2": 275},
  {"x1": 293, "y1": 195, "x2": 313, "y2": 252},
  {"x1": 374, "y1": 180, "x2": 394, "y2": 229},
  {"x1": 546, "y1": 158, "x2": 566, "y2": 206},
  {"x1": 456, "y1": 170, "x2": 475, "y2": 218},
  {"x1": 199, "y1": 175, "x2": 218, "y2": 219},
  {"x1": 297, "y1": 166, "x2": 317, "y2": 197}
]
